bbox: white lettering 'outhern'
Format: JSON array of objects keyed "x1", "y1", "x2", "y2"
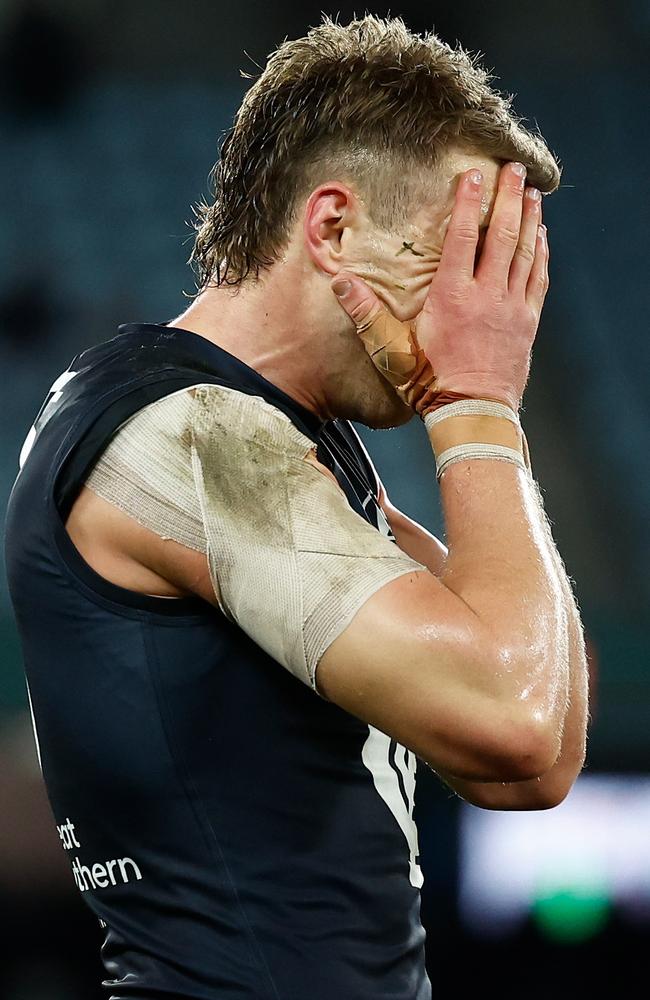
[{"x1": 71, "y1": 854, "x2": 143, "y2": 893}]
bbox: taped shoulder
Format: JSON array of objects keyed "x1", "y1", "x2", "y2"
[
  {"x1": 191, "y1": 383, "x2": 314, "y2": 460},
  {"x1": 189, "y1": 383, "x2": 425, "y2": 693}
]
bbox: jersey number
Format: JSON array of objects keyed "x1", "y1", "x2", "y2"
[{"x1": 362, "y1": 726, "x2": 423, "y2": 888}]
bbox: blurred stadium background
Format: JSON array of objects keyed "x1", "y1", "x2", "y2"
[{"x1": 0, "y1": 1, "x2": 648, "y2": 996}]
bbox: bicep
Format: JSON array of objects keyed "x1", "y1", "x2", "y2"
[{"x1": 316, "y1": 568, "x2": 489, "y2": 761}]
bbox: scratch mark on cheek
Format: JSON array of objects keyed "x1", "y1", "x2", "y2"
[{"x1": 396, "y1": 241, "x2": 425, "y2": 257}]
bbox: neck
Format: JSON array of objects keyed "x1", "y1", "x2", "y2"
[
  {"x1": 168, "y1": 262, "x2": 412, "y2": 431},
  {"x1": 169, "y1": 266, "x2": 338, "y2": 420}
]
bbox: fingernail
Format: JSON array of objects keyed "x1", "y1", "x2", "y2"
[
  {"x1": 512, "y1": 162, "x2": 526, "y2": 177},
  {"x1": 332, "y1": 279, "x2": 352, "y2": 297},
  {"x1": 537, "y1": 224, "x2": 545, "y2": 240},
  {"x1": 468, "y1": 169, "x2": 483, "y2": 185},
  {"x1": 526, "y1": 186, "x2": 541, "y2": 202}
]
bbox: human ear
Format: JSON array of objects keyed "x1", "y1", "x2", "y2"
[{"x1": 303, "y1": 183, "x2": 358, "y2": 276}]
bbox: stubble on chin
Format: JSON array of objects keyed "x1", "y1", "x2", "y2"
[
  {"x1": 339, "y1": 369, "x2": 414, "y2": 428},
  {"x1": 361, "y1": 396, "x2": 415, "y2": 430},
  {"x1": 323, "y1": 330, "x2": 415, "y2": 427}
]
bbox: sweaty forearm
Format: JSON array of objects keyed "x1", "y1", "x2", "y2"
[
  {"x1": 384, "y1": 450, "x2": 586, "y2": 808},
  {"x1": 507, "y1": 474, "x2": 589, "y2": 784},
  {"x1": 436, "y1": 560, "x2": 587, "y2": 808},
  {"x1": 526, "y1": 494, "x2": 589, "y2": 774},
  {"x1": 430, "y1": 434, "x2": 570, "y2": 741}
]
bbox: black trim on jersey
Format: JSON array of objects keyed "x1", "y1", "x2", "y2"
[
  {"x1": 53, "y1": 323, "x2": 325, "y2": 520},
  {"x1": 327, "y1": 421, "x2": 380, "y2": 499},
  {"x1": 320, "y1": 424, "x2": 374, "y2": 506},
  {"x1": 29, "y1": 322, "x2": 384, "y2": 618},
  {"x1": 51, "y1": 511, "x2": 209, "y2": 617}
]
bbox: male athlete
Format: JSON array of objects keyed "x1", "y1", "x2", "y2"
[{"x1": 5, "y1": 16, "x2": 588, "y2": 1000}]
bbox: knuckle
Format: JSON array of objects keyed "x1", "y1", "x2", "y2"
[
  {"x1": 485, "y1": 283, "x2": 508, "y2": 305},
  {"x1": 347, "y1": 295, "x2": 379, "y2": 326},
  {"x1": 515, "y1": 243, "x2": 536, "y2": 265},
  {"x1": 444, "y1": 283, "x2": 471, "y2": 306},
  {"x1": 450, "y1": 221, "x2": 478, "y2": 243},
  {"x1": 524, "y1": 304, "x2": 538, "y2": 326},
  {"x1": 494, "y1": 224, "x2": 520, "y2": 247}
]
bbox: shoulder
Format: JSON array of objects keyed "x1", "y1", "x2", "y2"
[
  {"x1": 108, "y1": 386, "x2": 196, "y2": 450},
  {"x1": 190, "y1": 383, "x2": 316, "y2": 459}
]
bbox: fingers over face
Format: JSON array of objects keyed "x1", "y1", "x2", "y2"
[
  {"x1": 436, "y1": 169, "x2": 483, "y2": 284},
  {"x1": 330, "y1": 272, "x2": 417, "y2": 388},
  {"x1": 509, "y1": 186, "x2": 542, "y2": 291},
  {"x1": 526, "y1": 223, "x2": 550, "y2": 313},
  {"x1": 475, "y1": 161, "x2": 527, "y2": 289}
]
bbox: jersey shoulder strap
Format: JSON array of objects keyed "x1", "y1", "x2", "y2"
[{"x1": 16, "y1": 322, "x2": 388, "y2": 535}]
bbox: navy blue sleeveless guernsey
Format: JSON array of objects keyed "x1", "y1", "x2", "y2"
[{"x1": 4, "y1": 324, "x2": 431, "y2": 1000}]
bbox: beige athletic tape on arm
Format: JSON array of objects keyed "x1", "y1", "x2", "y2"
[
  {"x1": 190, "y1": 385, "x2": 427, "y2": 693},
  {"x1": 85, "y1": 388, "x2": 207, "y2": 553}
]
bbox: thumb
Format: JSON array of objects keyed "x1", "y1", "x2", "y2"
[
  {"x1": 331, "y1": 272, "x2": 385, "y2": 331},
  {"x1": 331, "y1": 272, "x2": 418, "y2": 390}
]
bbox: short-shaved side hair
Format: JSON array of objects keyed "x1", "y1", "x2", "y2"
[{"x1": 191, "y1": 15, "x2": 560, "y2": 288}]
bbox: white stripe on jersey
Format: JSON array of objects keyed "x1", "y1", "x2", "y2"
[
  {"x1": 19, "y1": 369, "x2": 78, "y2": 468},
  {"x1": 362, "y1": 725, "x2": 424, "y2": 888}
]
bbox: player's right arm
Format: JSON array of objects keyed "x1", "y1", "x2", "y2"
[{"x1": 317, "y1": 163, "x2": 570, "y2": 784}]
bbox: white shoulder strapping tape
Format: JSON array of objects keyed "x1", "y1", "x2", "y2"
[
  {"x1": 86, "y1": 383, "x2": 428, "y2": 693},
  {"x1": 190, "y1": 385, "x2": 426, "y2": 692}
]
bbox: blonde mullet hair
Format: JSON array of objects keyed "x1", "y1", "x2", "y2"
[{"x1": 191, "y1": 15, "x2": 560, "y2": 288}]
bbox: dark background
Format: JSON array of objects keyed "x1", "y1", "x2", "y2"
[{"x1": 0, "y1": 1, "x2": 648, "y2": 997}]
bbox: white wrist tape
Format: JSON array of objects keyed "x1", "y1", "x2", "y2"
[
  {"x1": 423, "y1": 399, "x2": 519, "y2": 431},
  {"x1": 436, "y1": 443, "x2": 527, "y2": 481}
]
